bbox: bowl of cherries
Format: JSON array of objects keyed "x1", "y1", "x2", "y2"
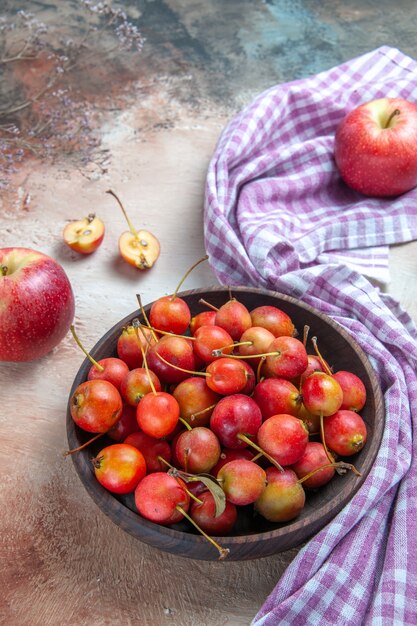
[{"x1": 66, "y1": 284, "x2": 384, "y2": 561}]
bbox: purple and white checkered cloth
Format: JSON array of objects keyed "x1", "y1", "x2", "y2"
[
  {"x1": 205, "y1": 45, "x2": 417, "y2": 287},
  {"x1": 204, "y1": 46, "x2": 417, "y2": 625}
]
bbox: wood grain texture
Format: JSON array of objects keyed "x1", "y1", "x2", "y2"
[{"x1": 1, "y1": 1, "x2": 417, "y2": 624}]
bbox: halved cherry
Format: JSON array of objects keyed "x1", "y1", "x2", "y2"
[
  {"x1": 106, "y1": 189, "x2": 160, "y2": 270},
  {"x1": 63, "y1": 213, "x2": 105, "y2": 254}
]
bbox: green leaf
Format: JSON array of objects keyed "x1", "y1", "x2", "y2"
[
  {"x1": 168, "y1": 468, "x2": 226, "y2": 517},
  {"x1": 192, "y1": 474, "x2": 226, "y2": 517}
]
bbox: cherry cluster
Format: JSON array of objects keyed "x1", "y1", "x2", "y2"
[{"x1": 69, "y1": 289, "x2": 368, "y2": 560}]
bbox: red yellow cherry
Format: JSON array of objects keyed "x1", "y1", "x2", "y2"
[
  {"x1": 106, "y1": 189, "x2": 160, "y2": 270},
  {"x1": 63, "y1": 213, "x2": 105, "y2": 255}
]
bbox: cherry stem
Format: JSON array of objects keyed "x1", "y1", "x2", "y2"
[
  {"x1": 189, "y1": 403, "x2": 217, "y2": 422},
  {"x1": 63, "y1": 432, "x2": 104, "y2": 456},
  {"x1": 106, "y1": 189, "x2": 139, "y2": 239},
  {"x1": 297, "y1": 461, "x2": 361, "y2": 484},
  {"x1": 137, "y1": 321, "x2": 196, "y2": 341},
  {"x1": 165, "y1": 468, "x2": 204, "y2": 504},
  {"x1": 132, "y1": 318, "x2": 155, "y2": 355},
  {"x1": 319, "y1": 413, "x2": 336, "y2": 465},
  {"x1": 179, "y1": 416, "x2": 192, "y2": 431},
  {"x1": 256, "y1": 357, "x2": 266, "y2": 384},
  {"x1": 172, "y1": 255, "x2": 208, "y2": 299},
  {"x1": 70, "y1": 325, "x2": 104, "y2": 372},
  {"x1": 198, "y1": 298, "x2": 219, "y2": 312},
  {"x1": 157, "y1": 455, "x2": 174, "y2": 470},
  {"x1": 168, "y1": 467, "x2": 226, "y2": 515},
  {"x1": 183, "y1": 448, "x2": 190, "y2": 473},
  {"x1": 132, "y1": 323, "x2": 157, "y2": 395},
  {"x1": 154, "y1": 349, "x2": 208, "y2": 378},
  {"x1": 176, "y1": 505, "x2": 230, "y2": 560},
  {"x1": 212, "y1": 350, "x2": 280, "y2": 359},
  {"x1": 228, "y1": 287, "x2": 234, "y2": 301},
  {"x1": 136, "y1": 295, "x2": 159, "y2": 343},
  {"x1": 160, "y1": 458, "x2": 205, "y2": 501},
  {"x1": 91, "y1": 454, "x2": 104, "y2": 469},
  {"x1": 214, "y1": 341, "x2": 253, "y2": 354},
  {"x1": 236, "y1": 433, "x2": 284, "y2": 472},
  {"x1": 303, "y1": 325, "x2": 310, "y2": 348},
  {"x1": 185, "y1": 489, "x2": 204, "y2": 505},
  {"x1": 311, "y1": 337, "x2": 333, "y2": 376},
  {"x1": 385, "y1": 108, "x2": 400, "y2": 128}
]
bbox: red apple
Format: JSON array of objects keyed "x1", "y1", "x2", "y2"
[
  {"x1": 0, "y1": 247, "x2": 75, "y2": 361},
  {"x1": 334, "y1": 97, "x2": 417, "y2": 197}
]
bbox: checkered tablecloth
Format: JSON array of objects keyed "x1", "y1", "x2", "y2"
[
  {"x1": 205, "y1": 46, "x2": 417, "y2": 287},
  {"x1": 204, "y1": 46, "x2": 417, "y2": 625}
]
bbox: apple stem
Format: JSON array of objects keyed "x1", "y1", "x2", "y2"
[
  {"x1": 176, "y1": 505, "x2": 230, "y2": 560},
  {"x1": 385, "y1": 108, "x2": 400, "y2": 128},
  {"x1": 236, "y1": 433, "x2": 284, "y2": 472},
  {"x1": 311, "y1": 337, "x2": 333, "y2": 376},
  {"x1": 106, "y1": 189, "x2": 139, "y2": 239},
  {"x1": 1, "y1": 265, "x2": 8, "y2": 276},
  {"x1": 70, "y1": 325, "x2": 105, "y2": 372},
  {"x1": 199, "y1": 298, "x2": 219, "y2": 312},
  {"x1": 63, "y1": 432, "x2": 104, "y2": 456},
  {"x1": 171, "y1": 255, "x2": 209, "y2": 299}
]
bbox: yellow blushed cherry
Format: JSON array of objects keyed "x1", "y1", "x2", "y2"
[
  {"x1": 63, "y1": 213, "x2": 105, "y2": 254},
  {"x1": 106, "y1": 189, "x2": 160, "y2": 269}
]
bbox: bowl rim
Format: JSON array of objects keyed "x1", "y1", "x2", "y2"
[{"x1": 66, "y1": 285, "x2": 385, "y2": 559}]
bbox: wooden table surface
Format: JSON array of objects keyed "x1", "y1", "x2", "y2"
[{"x1": 1, "y1": 2, "x2": 417, "y2": 625}]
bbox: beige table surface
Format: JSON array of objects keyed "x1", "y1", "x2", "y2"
[{"x1": 1, "y1": 2, "x2": 417, "y2": 625}]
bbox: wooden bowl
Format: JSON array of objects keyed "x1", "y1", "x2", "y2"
[{"x1": 66, "y1": 286, "x2": 384, "y2": 561}]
